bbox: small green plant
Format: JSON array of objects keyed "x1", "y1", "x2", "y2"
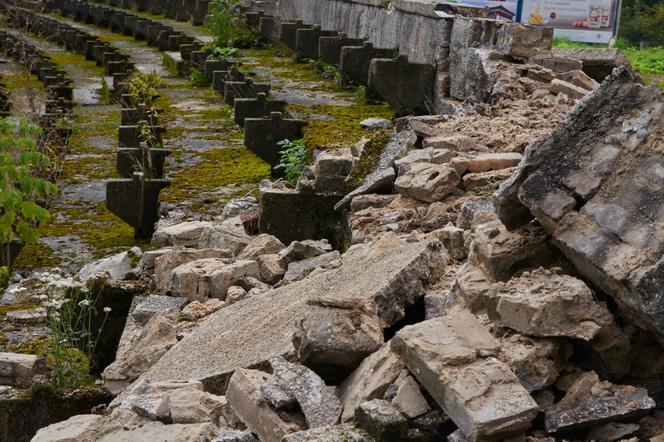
[
  {"x1": 0, "y1": 266, "x2": 9, "y2": 289},
  {"x1": 41, "y1": 273, "x2": 112, "y2": 388},
  {"x1": 127, "y1": 71, "x2": 163, "y2": 105},
  {"x1": 0, "y1": 119, "x2": 58, "y2": 266},
  {"x1": 275, "y1": 138, "x2": 307, "y2": 185},
  {"x1": 189, "y1": 68, "x2": 208, "y2": 87},
  {"x1": 207, "y1": 46, "x2": 239, "y2": 60},
  {"x1": 99, "y1": 77, "x2": 111, "y2": 104},
  {"x1": 311, "y1": 60, "x2": 338, "y2": 80}
]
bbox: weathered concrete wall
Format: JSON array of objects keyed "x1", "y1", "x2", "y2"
[{"x1": 252, "y1": 0, "x2": 451, "y2": 65}]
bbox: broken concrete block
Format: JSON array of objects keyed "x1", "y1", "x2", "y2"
[
  {"x1": 394, "y1": 163, "x2": 460, "y2": 203},
  {"x1": 281, "y1": 424, "x2": 372, "y2": 442},
  {"x1": 449, "y1": 152, "x2": 522, "y2": 177},
  {"x1": 390, "y1": 374, "x2": 431, "y2": 419},
  {"x1": 494, "y1": 68, "x2": 664, "y2": 342},
  {"x1": 495, "y1": 22, "x2": 553, "y2": 60},
  {"x1": 181, "y1": 298, "x2": 225, "y2": 321},
  {"x1": 226, "y1": 369, "x2": 302, "y2": 442},
  {"x1": 487, "y1": 268, "x2": 614, "y2": 341},
  {"x1": 238, "y1": 234, "x2": 285, "y2": 259},
  {"x1": 269, "y1": 356, "x2": 342, "y2": 427},
  {"x1": 293, "y1": 296, "x2": 383, "y2": 371},
  {"x1": 215, "y1": 429, "x2": 259, "y2": 442},
  {"x1": 171, "y1": 258, "x2": 260, "y2": 301},
  {"x1": 422, "y1": 135, "x2": 482, "y2": 152},
  {"x1": 132, "y1": 236, "x2": 445, "y2": 394},
  {"x1": 132, "y1": 295, "x2": 186, "y2": 325},
  {"x1": 256, "y1": 253, "x2": 286, "y2": 285},
  {"x1": 31, "y1": 414, "x2": 103, "y2": 442},
  {"x1": 356, "y1": 399, "x2": 408, "y2": 440},
  {"x1": 498, "y1": 332, "x2": 568, "y2": 393},
  {"x1": 244, "y1": 112, "x2": 306, "y2": 173},
  {"x1": 551, "y1": 47, "x2": 629, "y2": 80},
  {"x1": 392, "y1": 310, "x2": 538, "y2": 440},
  {"x1": 154, "y1": 247, "x2": 232, "y2": 294},
  {"x1": 102, "y1": 314, "x2": 177, "y2": 387},
  {"x1": 121, "y1": 379, "x2": 225, "y2": 424},
  {"x1": 558, "y1": 69, "x2": 599, "y2": 91},
  {"x1": 277, "y1": 239, "x2": 332, "y2": 268},
  {"x1": 550, "y1": 78, "x2": 590, "y2": 100},
  {"x1": 152, "y1": 220, "x2": 250, "y2": 254},
  {"x1": 336, "y1": 130, "x2": 417, "y2": 211},
  {"x1": 284, "y1": 251, "x2": 341, "y2": 282},
  {"x1": 338, "y1": 342, "x2": 406, "y2": 422},
  {"x1": 531, "y1": 54, "x2": 583, "y2": 73},
  {"x1": 545, "y1": 372, "x2": 655, "y2": 433},
  {"x1": 78, "y1": 246, "x2": 142, "y2": 281},
  {"x1": 0, "y1": 352, "x2": 46, "y2": 387},
  {"x1": 473, "y1": 220, "x2": 553, "y2": 281}
]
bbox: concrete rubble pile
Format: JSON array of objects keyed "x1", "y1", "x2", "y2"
[{"x1": 18, "y1": 8, "x2": 664, "y2": 442}]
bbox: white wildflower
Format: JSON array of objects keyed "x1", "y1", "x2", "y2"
[
  {"x1": 78, "y1": 299, "x2": 90, "y2": 307},
  {"x1": 103, "y1": 307, "x2": 112, "y2": 313}
]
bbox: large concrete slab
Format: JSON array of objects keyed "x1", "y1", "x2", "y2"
[{"x1": 129, "y1": 235, "x2": 447, "y2": 393}]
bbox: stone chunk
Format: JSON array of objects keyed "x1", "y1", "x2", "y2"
[
  {"x1": 238, "y1": 234, "x2": 285, "y2": 259},
  {"x1": 132, "y1": 295, "x2": 186, "y2": 325},
  {"x1": 293, "y1": 296, "x2": 383, "y2": 370},
  {"x1": 391, "y1": 310, "x2": 538, "y2": 441},
  {"x1": 78, "y1": 246, "x2": 142, "y2": 281},
  {"x1": 269, "y1": 356, "x2": 342, "y2": 427},
  {"x1": 181, "y1": 298, "x2": 225, "y2": 321},
  {"x1": 473, "y1": 220, "x2": 552, "y2": 281},
  {"x1": 282, "y1": 424, "x2": 372, "y2": 442},
  {"x1": 277, "y1": 239, "x2": 332, "y2": 268},
  {"x1": 121, "y1": 379, "x2": 225, "y2": 424},
  {"x1": 214, "y1": 429, "x2": 259, "y2": 442},
  {"x1": 395, "y1": 163, "x2": 460, "y2": 203},
  {"x1": 152, "y1": 221, "x2": 250, "y2": 255},
  {"x1": 0, "y1": 352, "x2": 46, "y2": 387},
  {"x1": 256, "y1": 254, "x2": 285, "y2": 285},
  {"x1": 155, "y1": 247, "x2": 232, "y2": 294},
  {"x1": 486, "y1": 268, "x2": 614, "y2": 340},
  {"x1": 360, "y1": 118, "x2": 392, "y2": 130},
  {"x1": 226, "y1": 369, "x2": 302, "y2": 442},
  {"x1": 5, "y1": 308, "x2": 46, "y2": 324},
  {"x1": 284, "y1": 251, "x2": 341, "y2": 282},
  {"x1": 338, "y1": 343, "x2": 406, "y2": 422},
  {"x1": 102, "y1": 314, "x2": 177, "y2": 387},
  {"x1": 356, "y1": 399, "x2": 408, "y2": 440},
  {"x1": 171, "y1": 258, "x2": 259, "y2": 301},
  {"x1": 98, "y1": 422, "x2": 218, "y2": 441},
  {"x1": 449, "y1": 152, "x2": 522, "y2": 177},
  {"x1": 31, "y1": 414, "x2": 103, "y2": 442},
  {"x1": 550, "y1": 78, "x2": 590, "y2": 100},
  {"x1": 545, "y1": 372, "x2": 655, "y2": 433},
  {"x1": 390, "y1": 374, "x2": 431, "y2": 419}
]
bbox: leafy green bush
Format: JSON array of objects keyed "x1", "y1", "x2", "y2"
[
  {"x1": 275, "y1": 138, "x2": 307, "y2": 185},
  {"x1": 189, "y1": 68, "x2": 208, "y2": 87},
  {"x1": 0, "y1": 119, "x2": 57, "y2": 265},
  {"x1": 127, "y1": 71, "x2": 163, "y2": 105},
  {"x1": 207, "y1": 0, "x2": 241, "y2": 48}
]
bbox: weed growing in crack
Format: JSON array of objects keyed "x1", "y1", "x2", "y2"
[{"x1": 275, "y1": 138, "x2": 307, "y2": 185}]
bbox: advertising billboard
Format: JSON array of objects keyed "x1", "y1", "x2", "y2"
[{"x1": 516, "y1": 0, "x2": 621, "y2": 43}]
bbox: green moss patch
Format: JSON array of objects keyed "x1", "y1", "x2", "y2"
[{"x1": 345, "y1": 129, "x2": 392, "y2": 190}]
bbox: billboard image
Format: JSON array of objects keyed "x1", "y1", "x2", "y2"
[{"x1": 516, "y1": 0, "x2": 621, "y2": 43}]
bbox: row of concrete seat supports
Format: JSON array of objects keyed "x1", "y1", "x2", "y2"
[
  {"x1": 253, "y1": 12, "x2": 436, "y2": 116},
  {"x1": 7, "y1": 8, "x2": 172, "y2": 239},
  {"x1": 107, "y1": 87, "x2": 171, "y2": 239}
]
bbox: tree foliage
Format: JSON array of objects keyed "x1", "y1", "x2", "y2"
[
  {"x1": 0, "y1": 118, "x2": 57, "y2": 264},
  {"x1": 620, "y1": 0, "x2": 664, "y2": 46}
]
